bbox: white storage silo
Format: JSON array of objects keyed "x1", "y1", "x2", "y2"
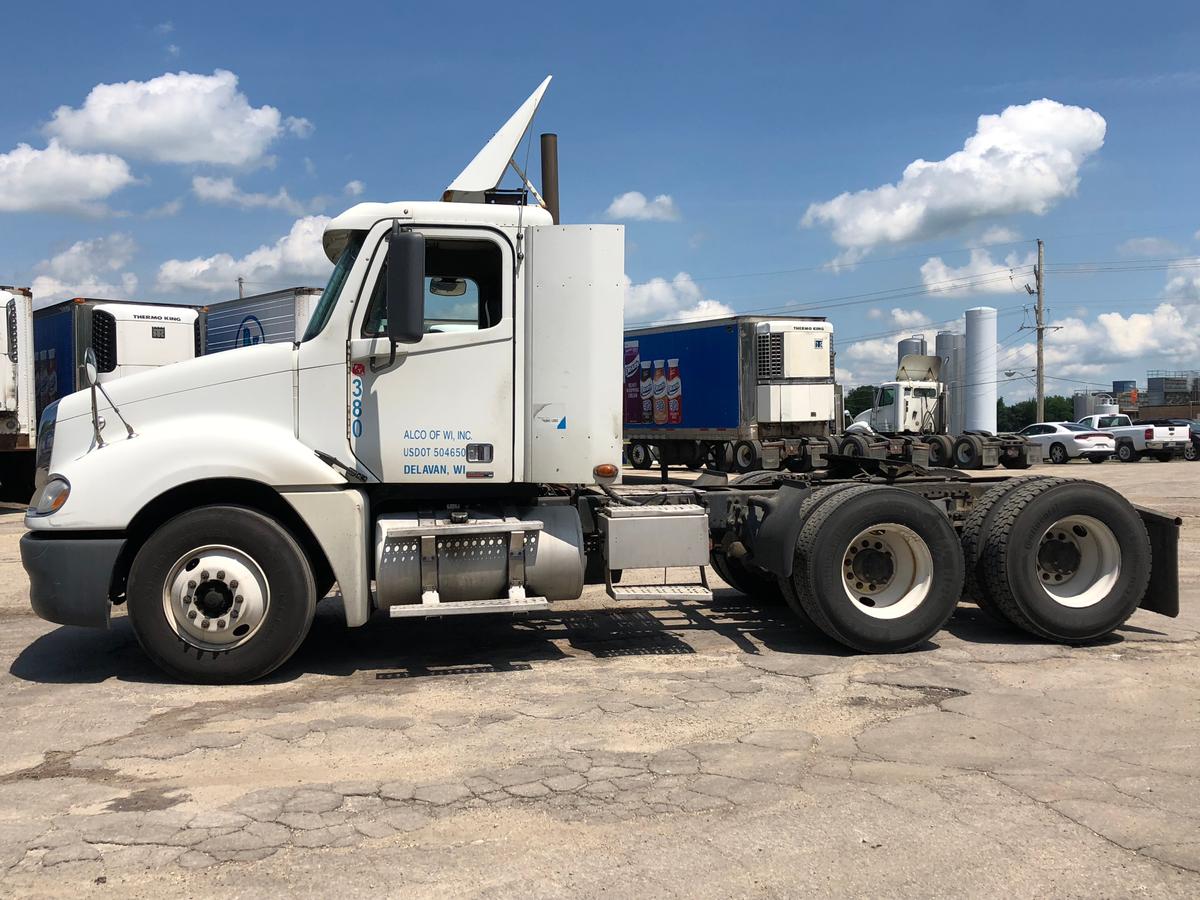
[
  {"x1": 964, "y1": 307, "x2": 997, "y2": 433},
  {"x1": 897, "y1": 334, "x2": 927, "y2": 367},
  {"x1": 936, "y1": 330, "x2": 965, "y2": 434}
]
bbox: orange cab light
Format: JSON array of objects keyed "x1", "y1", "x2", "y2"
[{"x1": 593, "y1": 463, "x2": 619, "y2": 479}]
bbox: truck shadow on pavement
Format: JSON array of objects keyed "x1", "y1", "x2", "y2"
[{"x1": 8, "y1": 589, "x2": 1133, "y2": 685}]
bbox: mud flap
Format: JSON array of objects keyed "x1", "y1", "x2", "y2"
[
  {"x1": 738, "y1": 480, "x2": 813, "y2": 578},
  {"x1": 1135, "y1": 505, "x2": 1181, "y2": 617}
]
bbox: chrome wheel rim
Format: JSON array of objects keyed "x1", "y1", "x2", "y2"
[
  {"x1": 162, "y1": 545, "x2": 270, "y2": 650},
  {"x1": 841, "y1": 523, "x2": 933, "y2": 620},
  {"x1": 1035, "y1": 515, "x2": 1120, "y2": 609}
]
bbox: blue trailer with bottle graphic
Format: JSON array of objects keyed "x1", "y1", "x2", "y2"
[
  {"x1": 622, "y1": 315, "x2": 839, "y2": 472},
  {"x1": 204, "y1": 287, "x2": 323, "y2": 354}
]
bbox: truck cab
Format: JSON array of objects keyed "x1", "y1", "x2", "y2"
[{"x1": 852, "y1": 379, "x2": 942, "y2": 433}]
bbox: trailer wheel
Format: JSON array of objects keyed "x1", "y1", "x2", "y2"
[
  {"x1": 960, "y1": 476, "x2": 1057, "y2": 620},
  {"x1": 979, "y1": 480, "x2": 1151, "y2": 642},
  {"x1": 786, "y1": 484, "x2": 963, "y2": 652},
  {"x1": 1115, "y1": 441, "x2": 1138, "y2": 463},
  {"x1": 704, "y1": 442, "x2": 729, "y2": 471},
  {"x1": 839, "y1": 434, "x2": 872, "y2": 457},
  {"x1": 126, "y1": 506, "x2": 318, "y2": 684},
  {"x1": 732, "y1": 440, "x2": 761, "y2": 473},
  {"x1": 926, "y1": 434, "x2": 953, "y2": 467},
  {"x1": 953, "y1": 435, "x2": 984, "y2": 469},
  {"x1": 629, "y1": 441, "x2": 654, "y2": 470}
]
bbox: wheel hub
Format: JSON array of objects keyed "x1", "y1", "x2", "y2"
[
  {"x1": 1033, "y1": 516, "x2": 1120, "y2": 608},
  {"x1": 163, "y1": 545, "x2": 269, "y2": 650},
  {"x1": 840, "y1": 524, "x2": 933, "y2": 618}
]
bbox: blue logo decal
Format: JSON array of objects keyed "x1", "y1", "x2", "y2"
[
  {"x1": 557, "y1": 416, "x2": 567, "y2": 430},
  {"x1": 237, "y1": 315, "x2": 266, "y2": 348}
]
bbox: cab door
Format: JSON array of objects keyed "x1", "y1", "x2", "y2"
[{"x1": 346, "y1": 227, "x2": 515, "y2": 483}]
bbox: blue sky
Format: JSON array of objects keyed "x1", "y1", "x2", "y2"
[{"x1": 3, "y1": 1, "x2": 1199, "y2": 397}]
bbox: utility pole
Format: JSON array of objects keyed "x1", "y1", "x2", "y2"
[
  {"x1": 1035, "y1": 238, "x2": 1045, "y2": 424},
  {"x1": 237, "y1": 276, "x2": 244, "y2": 299}
]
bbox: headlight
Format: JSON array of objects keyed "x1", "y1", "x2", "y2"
[{"x1": 29, "y1": 476, "x2": 70, "y2": 517}]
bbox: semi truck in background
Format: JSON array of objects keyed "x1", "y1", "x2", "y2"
[
  {"x1": 205, "y1": 287, "x2": 322, "y2": 354},
  {"x1": 20, "y1": 78, "x2": 1180, "y2": 684},
  {"x1": 33, "y1": 298, "x2": 205, "y2": 418},
  {"x1": 842, "y1": 353, "x2": 1040, "y2": 470},
  {"x1": 623, "y1": 317, "x2": 840, "y2": 473},
  {"x1": 0, "y1": 287, "x2": 35, "y2": 500}
]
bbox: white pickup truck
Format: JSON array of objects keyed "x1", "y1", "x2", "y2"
[{"x1": 1076, "y1": 414, "x2": 1189, "y2": 462}]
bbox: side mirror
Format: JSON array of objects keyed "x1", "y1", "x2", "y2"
[
  {"x1": 83, "y1": 346, "x2": 99, "y2": 387},
  {"x1": 386, "y1": 226, "x2": 425, "y2": 344}
]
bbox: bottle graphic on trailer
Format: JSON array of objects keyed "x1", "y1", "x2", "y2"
[
  {"x1": 639, "y1": 360, "x2": 653, "y2": 423},
  {"x1": 666, "y1": 358, "x2": 682, "y2": 424},
  {"x1": 623, "y1": 340, "x2": 641, "y2": 424},
  {"x1": 652, "y1": 359, "x2": 668, "y2": 424}
]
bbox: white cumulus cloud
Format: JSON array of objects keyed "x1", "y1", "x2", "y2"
[
  {"x1": 0, "y1": 140, "x2": 134, "y2": 215},
  {"x1": 920, "y1": 247, "x2": 1037, "y2": 295},
  {"x1": 606, "y1": 191, "x2": 681, "y2": 222},
  {"x1": 802, "y1": 99, "x2": 1105, "y2": 254},
  {"x1": 191, "y1": 176, "x2": 305, "y2": 215},
  {"x1": 156, "y1": 215, "x2": 331, "y2": 293},
  {"x1": 344, "y1": 180, "x2": 365, "y2": 197},
  {"x1": 46, "y1": 70, "x2": 306, "y2": 167},
  {"x1": 1118, "y1": 236, "x2": 1184, "y2": 257},
  {"x1": 31, "y1": 233, "x2": 139, "y2": 304},
  {"x1": 980, "y1": 226, "x2": 1021, "y2": 244},
  {"x1": 624, "y1": 272, "x2": 732, "y2": 325}
]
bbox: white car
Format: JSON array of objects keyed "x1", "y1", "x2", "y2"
[{"x1": 1017, "y1": 422, "x2": 1115, "y2": 464}]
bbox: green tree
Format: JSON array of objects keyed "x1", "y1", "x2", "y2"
[
  {"x1": 845, "y1": 385, "x2": 876, "y2": 417},
  {"x1": 1044, "y1": 395, "x2": 1074, "y2": 422}
]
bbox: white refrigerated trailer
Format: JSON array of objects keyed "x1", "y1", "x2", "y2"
[{"x1": 21, "y1": 78, "x2": 1181, "y2": 683}]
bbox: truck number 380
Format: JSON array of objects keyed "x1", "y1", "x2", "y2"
[{"x1": 351, "y1": 373, "x2": 364, "y2": 438}]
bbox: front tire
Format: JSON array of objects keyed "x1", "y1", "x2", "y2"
[
  {"x1": 1049, "y1": 443, "x2": 1069, "y2": 465},
  {"x1": 127, "y1": 506, "x2": 318, "y2": 684},
  {"x1": 1184, "y1": 442, "x2": 1198, "y2": 462}
]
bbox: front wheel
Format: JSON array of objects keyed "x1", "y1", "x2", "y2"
[
  {"x1": 127, "y1": 506, "x2": 318, "y2": 684},
  {"x1": 1184, "y1": 442, "x2": 1198, "y2": 462},
  {"x1": 1049, "y1": 443, "x2": 1069, "y2": 465}
]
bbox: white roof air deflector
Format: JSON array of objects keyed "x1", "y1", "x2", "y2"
[
  {"x1": 896, "y1": 354, "x2": 942, "y2": 383},
  {"x1": 443, "y1": 76, "x2": 552, "y2": 203}
]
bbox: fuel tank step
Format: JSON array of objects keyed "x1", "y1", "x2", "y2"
[
  {"x1": 389, "y1": 596, "x2": 549, "y2": 618},
  {"x1": 607, "y1": 584, "x2": 713, "y2": 602}
]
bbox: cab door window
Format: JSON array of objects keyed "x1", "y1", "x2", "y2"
[{"x1": 362, "y1": 237, "x2": 502, "y2": 337}]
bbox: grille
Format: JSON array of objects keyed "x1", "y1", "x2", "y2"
[
  {"x1": 756, "y1": 333, "x2": 784, "y2": 380},
  {"x1": 91, "y1": 310, "x2": 118, "y2": 373}
]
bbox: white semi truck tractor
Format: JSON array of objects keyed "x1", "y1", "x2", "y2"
[
  {"x1": 841, "y1": 354, "x2": 1040, "y2": 470},
  {"x1": 21, "y1": 79, "x2": 1181, "y2": 683}
]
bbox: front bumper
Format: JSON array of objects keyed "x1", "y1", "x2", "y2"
[{"x1": 21, "y1": 532, "x2": 125, "y2": 628}]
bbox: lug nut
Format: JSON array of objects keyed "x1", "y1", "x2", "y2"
[
  {"x1": 187, "y1": 610, "x2": 197, "y2": 620},
  {"x1": 216, "y1": 619, "x2": 226, "y2": 629},
  {"x1": 200, "y1": 571, "x2": 209, "y2": 581},
  {"x1": 201, "y1": 619, "x2": 211, "y2": 629},
  {"x1": 229, "y1": 579, "x2": 238, "y2": 589},
  {"x1": 183, "y1": 595, "x2": 192, "y2": 604},
  {"x1": 188, "y1": 580, "x2": 196, "y2": 589},
  {"x1": 230, "y1": 609, "x2": 239, "y2": 620},
  {"x1": 216, "y1": 570, "x2": 225, "y2": 580},
  {"x1": 235, "y1": 595, "x2": 243, "y2": 604}
]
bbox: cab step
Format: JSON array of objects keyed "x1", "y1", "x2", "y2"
[
  {"x1": 389, "y1": 596, "x2": 549, "y2": 618},
  {"x1": 607, "y1": 583, "x2": 712, "y2": 602}
]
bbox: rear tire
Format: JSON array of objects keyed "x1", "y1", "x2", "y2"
[
  {"x1": 786, "y1": 484, "x2": 963, "y2": 652},
  {"x1": 953, "y1": 435, "x2": 984, "y2": 469},
  {"x1": 732, "y1": 440, "x2": 761, "y2": 473},
  {"x1": 629, "y1": 441, "x2": 654, "y2": 470},
  {"x1": 1116, "y1": 442, "x2": 1138, "y2": 463},
  {"x1": 127, "y1": 506, "x2": 318, "y2": 684},
  {"x1": 979, "y1": 480, "x2": 1151, "y2": 642},
  {"x1": 839, "y1": 434, "x2": 872, "y2": 457},
  {"x1": 926, "y1": 434, "x2": 954, "y2": 467}
]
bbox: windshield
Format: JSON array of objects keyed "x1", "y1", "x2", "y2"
[{"x1": 302, "y1": 232, "x2": 365, "y2": 342}]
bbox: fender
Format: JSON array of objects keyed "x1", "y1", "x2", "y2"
[{"x1": 31, "y1": 417, "x2": 345, "y2": 531}]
